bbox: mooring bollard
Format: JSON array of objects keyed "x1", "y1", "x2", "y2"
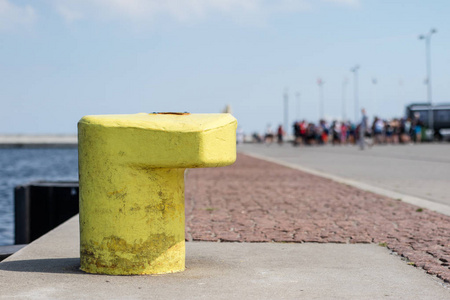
[{"x1": 78, "y1": 113, "x2": 237, "y2": 275}]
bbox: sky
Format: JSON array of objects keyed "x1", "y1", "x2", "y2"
[{"x1": 1, "y1": 0, "x2": 450, "y2": 135}]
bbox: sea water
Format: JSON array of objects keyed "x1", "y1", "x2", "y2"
[{"x1": 0, "y1": 148, "x2": 78, "y2": 246}]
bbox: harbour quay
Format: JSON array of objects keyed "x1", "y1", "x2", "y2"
[{"x1": 0, "y1": 135, "x2": 77, "y2": 149}]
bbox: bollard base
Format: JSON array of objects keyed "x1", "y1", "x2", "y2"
[
  {"x1": 78, "y1": 166, "x2": 186, "y2": 275},
  {"x1": 80, "y1": 241, "x2": 185, "y2": 275}
]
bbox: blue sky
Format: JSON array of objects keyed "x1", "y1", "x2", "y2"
[{"x1": 1, "y1": 0, "x2": 449, "y2": 134}]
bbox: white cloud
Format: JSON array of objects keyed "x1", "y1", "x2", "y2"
[
  {"x1": 52, "y1": 0, "x2": 260, "y2": 23},
  {"x1": 0, "y1": 0, "x2": 36, "y2": 32},
  {"x1": 50, "y1": 0, "x2": 360, "y2": 23},
  {"x1": 323, "y1": 0, "x2": 360, "y2": 7},
  {"x1": 56, "y1": 5, "x2": 83, "y2": 23},
  {"x1": 51, "y1": 0, "x2": 314, "y2": 23}
]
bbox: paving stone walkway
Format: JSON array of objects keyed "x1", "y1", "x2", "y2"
[{"x1": 185, "y1": 153, "x2": 450, "y2": 283}]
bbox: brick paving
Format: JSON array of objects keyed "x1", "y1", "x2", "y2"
[{"x1": 185, "y1": 153, "x2": 450, "y2": 283}]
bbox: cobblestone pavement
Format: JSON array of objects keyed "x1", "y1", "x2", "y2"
[{"x1": 185, "y1": 153, "x2": 450, "y2": 283}]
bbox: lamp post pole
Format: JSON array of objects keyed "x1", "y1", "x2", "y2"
[
  {"x1": 342, "y1": 78, "x2": 348, "y2": 121},
  {"x1": 317, "y1": 78, "x2": 324, "y2": 120},
  {"x1": 372, "y1": 77, "x2": 378, "y2": 117},
  {"x1": 351, "y1": 65, "x2": 360, "y2": 123},
  {"x1": 284, "y1": 88, "x2": 289, "y2": 133},
  {"x1": 419, "y1": 28, "x2": 437, "y2": 134}
]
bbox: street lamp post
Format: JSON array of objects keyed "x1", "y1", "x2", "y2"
[
  {"x1": 350, "y1": 65, "x2": 360, "y2": 123},
  {"x1": 371, "y1": 77, "x2": 378, "y2": 117},
  {"x1": 418, "y1": 28, "x2": 437, "y2": 134},
  {"x1": 283, "y1": 88, "x2": 289, "y2": 134},
  {"x1": 317, "y1": 78, "x2": 324, "y2": 120},
  {"x1": 342, "y1": 78, "x2": 348, "y2": 121}
]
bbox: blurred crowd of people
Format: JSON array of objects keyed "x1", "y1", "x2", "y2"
[{"x1": 250, "y1": 111, "x2": 427, "y2": 147}]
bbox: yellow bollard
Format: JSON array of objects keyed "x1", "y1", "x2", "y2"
[{"x1": 78, "y1": 113, "x2": 237, "y2": 275}]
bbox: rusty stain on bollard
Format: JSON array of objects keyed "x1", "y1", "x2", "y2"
[{"x1": 78, "y1": 113, "x2": 237, "y2": 275}]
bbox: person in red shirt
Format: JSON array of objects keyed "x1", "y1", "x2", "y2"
[{"x1": 277, "y1": 125, "x2": 285, "y2": 145}]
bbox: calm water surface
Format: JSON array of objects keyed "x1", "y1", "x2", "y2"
[{"x1": 0, "y1": 148, "x2": 78, "y2": 245}]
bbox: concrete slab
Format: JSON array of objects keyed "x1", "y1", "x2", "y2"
[{"x1": 1, "y1": 217, "x2": 449, "y2": 299}]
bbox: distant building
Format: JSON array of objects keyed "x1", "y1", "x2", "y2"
[{"x1": 222, "y1": 104, "x2": 232, "y2": 114}]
